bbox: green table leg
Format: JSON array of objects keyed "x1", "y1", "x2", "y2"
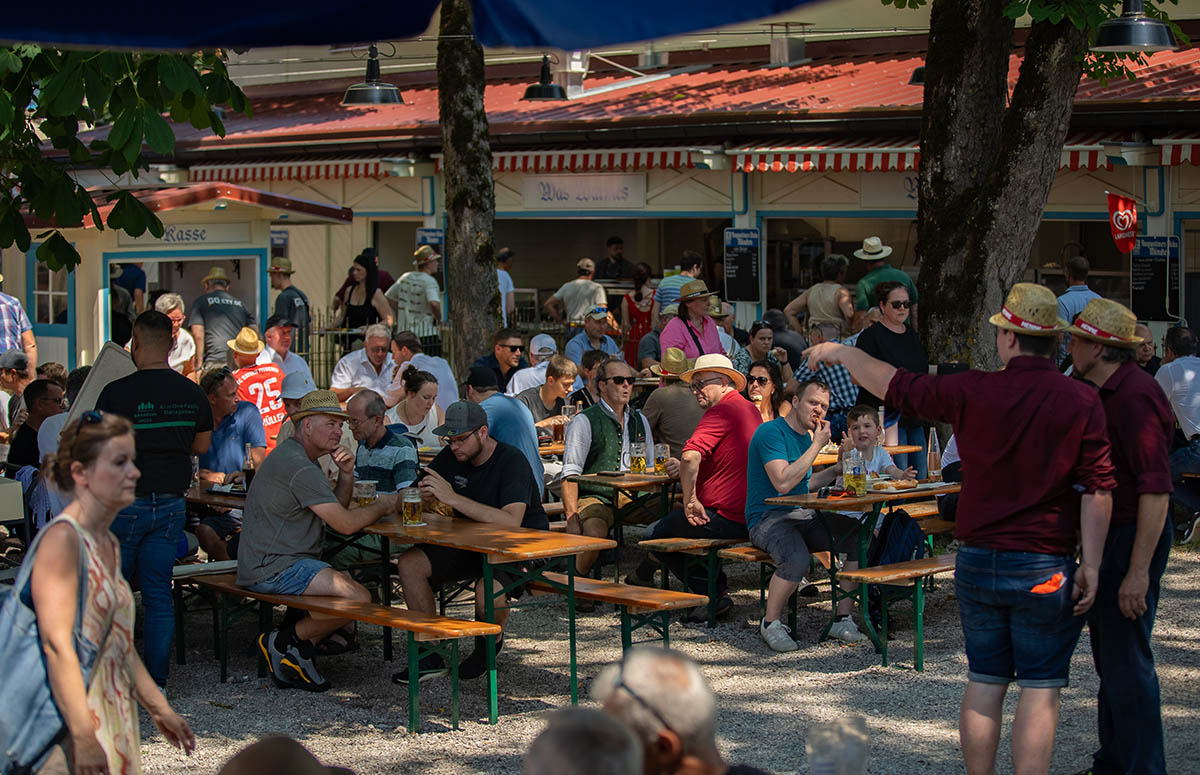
[
  {"x1": 705, "y1": 549, "x2": 719, "y2": 629},
  {"x1": 407, "y1": 632, "x2": 420, "y2": 732},
  {"x1": 853, "y1": 505, "x2": 885, "y2": 653},
  {"x1": 482, "y1": 559, "x2": 498, "y2": 725},
  {"x1": 450, "y1": 639, "x2": 461, "y2": 729},
  {"x1": 218, "y1": 593, "x2": 229, "y2": 683},
  {"x1": 620, "y1": 607, "x2": 633, "y2": 651},
  {"x1": 380, "y1": 537, "x2": 393, "y2": 662},
  {"x1": 880, "y1": 587, "x2": 890, "y2": 667},
  {"x1": 914, "y1": 580, "x2": 925, "y2": 672},
  {"x1": 257, "y1": 602, "x2": 271, "y2": 678},
  {"x1": 567, "y1": 557, "x2": 578, "y2": 705}
]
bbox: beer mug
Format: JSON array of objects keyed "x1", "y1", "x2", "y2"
[
  {"x1": 654, "y1": 443, "x2": 669, "y2": 475},
  {"x1": 401, "y1": 487, "x2": 424, "y2": 526},
  {"x1": 630, "y1": 442, "x2": 647, "y2": 474},
  {"x1": 353, "y1": 480, "x2": 377, "y2": 507}
]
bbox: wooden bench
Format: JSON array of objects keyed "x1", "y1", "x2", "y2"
[
  {"x1": 544, "y1": 502, "x2": 566, "y2": 517},
  {"x1": 181, "y1": 572, "x2": 499, "y2": 731},
  {"x1": 918, "y1": 519, "x2": 955, "y2": 536},
  {"x1": 638, "y1": 537, "x2": 746, "y2": 627},
  {"x1": 528, "y1": 571, "x2": 707, "y2": 648},
  {"x1": 893, "y1": 500, "x2": 940, "y2": 519},
  {"x1": 838, "y1": 553, "x2": 957, "y2": 671}
]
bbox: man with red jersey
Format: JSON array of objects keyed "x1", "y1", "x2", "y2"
[{"x1": 229, "y1": 326, "x2": 287, "y2": 452}]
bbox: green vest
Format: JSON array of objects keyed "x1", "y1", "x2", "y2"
[{"x1": 578, "y1": 402, "x2": 647, "y2": 502}]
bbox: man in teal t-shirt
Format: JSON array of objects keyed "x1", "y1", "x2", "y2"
[{"x1": 852, "y1": 237, "x2": 918, "y2": 326}]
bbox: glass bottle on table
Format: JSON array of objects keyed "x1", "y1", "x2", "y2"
[
  {"x1": 241, "y1": 442, "x2": 255, "y2": 490},
  {"x1": 927, "y1": 429, "x2": 942, "y2": 482},
  {"x1": 843, "y1": 447, "x2": 865, "y2": 496}
]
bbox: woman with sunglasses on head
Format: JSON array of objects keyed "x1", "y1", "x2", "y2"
[
  {"x1": 21, "y1": 412, "x2": 194, "y2": 774},
  {"x1": 853, "y1": 280, "x2": 929, "y2": 476},
  {"x1": 743, "y1": 360, "x2": 791, "y2": 423}
]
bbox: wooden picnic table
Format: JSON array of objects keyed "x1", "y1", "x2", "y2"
[
  {"x1": 765, "y1": 483, "x2": 962, "y2": 651},
  {"x1": 365, "y1": 513, "x2": 615, "y2": 722},
  {"x1": 185, "y1": 482, "x2": 247, "y2": 510},
  {"x1": 812, "y1": 444, "x2": 923, "y2": 468},
  {"x1": 566, "y1": 472, "x2": 673, "y2": 580}
]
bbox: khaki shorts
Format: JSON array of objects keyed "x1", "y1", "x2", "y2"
[{"x1": 576, "y1": 494, "x2": 662, "y2": 531}]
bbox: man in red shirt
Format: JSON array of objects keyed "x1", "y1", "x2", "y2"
[
  {"x1": 229, "y1": 326, "x2": 287, "y2": 452},
  {"x1": 804, "y1": 283, "x2": 1115, "y2": 775},
  {"x1": 628, "y1": 353, "x2": 761, "y2": 621},
  {"x1": 1067, "y1": 298, "x2": 1173, "y2": 775}
]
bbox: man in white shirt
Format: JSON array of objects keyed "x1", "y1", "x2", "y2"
[
  {"x1": 256, "y1": 315, "x2": 314, "y2": 382},
  {"x1": 506, "y1": 333, "x2": 558, "y2": 396},
  {"x1": 330, "y1": 324, "x2": 395, "y2": 401},
  {"x1": 387, "y1": 245, "x2": 442, "y2": 336},
  {"x1": 544, "y1": 258, "x2": 606, "y2": 326},
  {"x1": 386, "y1": 329, "x2": 459, "y2": 413},
  {"x1": 153, "y1": 293, "x2": 197, "y2": 378},
  {"x1": 496, "y1": 248, "x2": 516, "y2": 326},
  {"x1": 1156, "y1": 326, "x2": 1200, "y2": 523}
]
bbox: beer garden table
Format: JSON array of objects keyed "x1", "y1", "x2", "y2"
[
  {"x1": 565, "y1": 472, "x2": 673, "y2": 580},
  {"x1": 764, "y1": 483, "x2": 961, "y2": 652},
  {"x1": 364, "y1": 513, "x2": 615, "y2": 724},
  {"x1": 185, "y1": 482, "x2": 248, "y2": 511}
]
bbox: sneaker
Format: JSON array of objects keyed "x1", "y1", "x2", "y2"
[
  {"x1": 1181, "y1": 514, "x2": 1200, "y2": 545},
  {"x1": 760, "y1": 619, "x2": 798, "y2": 652},
  {"x1": 264, "y1": 631, "x2": 331, "y2": 692},
  {"x1": 798, "y1": 578, "x2": 819, "y2": 598},
  {"x1": 829, "y1": 618, "x2": 868, "y2": 644},
  {"x1": 391, "y1": 653, "x2": 448, "y2": 685},
  {"x1": 459, "y1": 636, "x2": 504, "y2": 681},
  {"x1": 624, "y1": 570, "x2": 657, "y2": 588}
]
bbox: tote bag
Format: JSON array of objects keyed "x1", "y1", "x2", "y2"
[{"x1": 0, "y1": 517, "x2": 101, "y2": 774}]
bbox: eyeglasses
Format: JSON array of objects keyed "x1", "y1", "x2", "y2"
[
  {"x1": 601, "y1": 375, "x2": 634, "y2": 386},
  {"x1": 888, "y1": 300, "x2": 912, "y2": 310},
  {"x1": 689, "y1": 376, "x2": 725, "y2": 393},
  {"x1": 347, "y1": 415, "x2": 379, "y2": 429},
  {"x1": 749, "y1": 376, "x2": 771, "y2": 386},
  {"x1": 501, "y1": 344, "x2": 523, "y2": 353},
  {"x1": 445, "y1": 429, "x2": 480, "y2": 446},
  {"x1": 611, "y1": 651, "x2": 674, "y2": 735}
]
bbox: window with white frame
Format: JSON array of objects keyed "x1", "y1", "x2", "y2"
[{"x1": 33, "y1": 262, "x2": 69, "y2": 325}]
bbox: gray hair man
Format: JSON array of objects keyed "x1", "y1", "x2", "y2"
[
  {"x1": 153, "y1": 292, "x2": 197, "y2": 376},
  {"x1": 524, "y1": 708, "x2": 643, "y2": 775},
  {"x1": 330, "y1": 323, "x2": 395, "y2": 401}
]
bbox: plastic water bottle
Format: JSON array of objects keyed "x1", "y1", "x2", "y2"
[
  {"x1": 927, "y1": 429, "x2": 942, "y2": 482},
  {"x1": 843, "y1": 447, "x2": 866, "y2": 496}
]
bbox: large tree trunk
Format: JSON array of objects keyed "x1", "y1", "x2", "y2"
[
  {"x1": 438, "y1": 0, "x2": 499, "y2": 380},
  {"x1": 917, "y1": 0, "x2": 1088, "y2": 369}
]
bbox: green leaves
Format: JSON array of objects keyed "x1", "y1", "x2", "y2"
[
  {"x1": 880, "y1": 0, "x2": 927, "y2": 8},
  {"x1": 35, "y1": 232, "x2": 76, "y2": 272},
  {"x1": 105, "y1": 190, "x2": 163, "y2": 239}
]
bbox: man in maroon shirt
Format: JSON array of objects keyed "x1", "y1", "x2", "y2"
[
  {"x1": 803, "y1": 283, "x2": 1115, "y2": 775},
  {"x1": 628, "y1": 354, "x2": 761, "y2": 621},
  {"x1": 1067, "y1": 299, "x2": 1173, "y2": 775}
]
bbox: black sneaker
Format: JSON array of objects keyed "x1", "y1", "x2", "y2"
[
  {"x1": 263, "y1": 632, "x2": 330, "y2": 692},
  {"x1": 391, "y1": 653, "x2": 448, "y2": 685},
  {"x1": 459, "y1": 636, "x2": 504, "y2": 681}
]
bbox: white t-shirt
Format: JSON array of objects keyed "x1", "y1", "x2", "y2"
[
  {"x1": 168, "y1": 329, "x2": 196, "y2": 373},
  {"x1": 38, "y1": 412, "x2": 70, "y2": 460},
  {"x1": 386, "y1": 353, "x2": 459, "y2": 414},
  {"x1": 942, "y1": 434, "x2": 959, "y2": 468},
  {"x1": 1156, "y1": 355, "x2": 1200, "y2": 438},
  {"x1": 256, "y1": 345, "x2": 314, "y2": 382},
  {"x1": 497, "y1": 269, "x2": 515, "y2": 326},
  {"x1": 506, "y1": 360, "x2": 547, "y2": 396},
  {"x1": 331, "y1": 348, "x2": 396, "y2": 397},
  {"x1": 387, "y1": 271, "x2": 441, "y2": 335},
  {"x1": 552, "y1": 278, "x2": 607, "y2": 323}
]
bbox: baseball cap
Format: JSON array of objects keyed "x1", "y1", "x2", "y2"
[
  {"x1": 0, "y1": 350, "x2": 30, "y2": 371},
  {"x1": 530, "y1": 333, "x2": 557, "y2": 356},
  {"x1": 433, "y1": 401, "x2": 488, "y2": 437},
  {"x1": 576, "y1": 258, "x2": 595, "y2": 273},
  {"x1": 280, "y1": 370, "x2": 318, "y2": 400},
  {"x1": 465, "y1": 366, "x2": 499, "y2": 390},
  {"x1": 585, "y1": 305, "x2": 609, "y2": 321},
  {"x1": 264, "y1": 314, "x2": 296, "y2": 331}
]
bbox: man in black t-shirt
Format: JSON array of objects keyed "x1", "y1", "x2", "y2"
[
  {"x1": 97, "y1": 310, "x2": 213, "y2": 687},
  {"x1": 269, "y1": 257, "x2": 311, "y2": 353},
  {"x1": 393, "y1": 401, "x2": 547, "y2": 686},
  {"x1": 188, "y1": 266, "x2": 253, "y2": 368},
  {"x1": 6, "y1": 378, "x2": 63, "y2": 469}
]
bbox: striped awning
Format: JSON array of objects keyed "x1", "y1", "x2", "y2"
[
  {"x1": 729, "y1": 133, "x2": 1120, "y2": 173},
  {"x1": 1154, "y1": 132, "x2": 1200, "y2": 165},
  {"x1": 189, "y1": 156, "x2": 385, "y2": 183},
  {"x1": 433, "y1": 147, "x2": 700, "y2": 174}
]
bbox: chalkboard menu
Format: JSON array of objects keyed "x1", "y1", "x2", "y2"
[
  {"x1": 1130, "y1": 236, "x2": 1180, "y2": 322},
  {"x1": 723, "y1": 228, "x2": 761, "y2": 303}
]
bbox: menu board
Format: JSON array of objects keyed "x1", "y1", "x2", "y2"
[
  {"x1": 723, "y1": 228, "x2": 761, "y2": 303},
  {"x1": 1130, "y1": 236, "x2": 1180, "y2": 321}
]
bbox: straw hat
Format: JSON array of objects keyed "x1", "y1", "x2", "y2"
[
  {"x1": 289, "y1": 390, "x2": 350, "y2": 422},
  {"x1": 707, "y1": 296, "x2": 730, "y2": 318},
  {"x1": 988, "y1": 282, "x2": 1069, "y2": 336},
  {"x1": 853, "y1": 236, "x2": 893, "y2": 261},
  {"x1": 680, "y1": 353, "x2": 746, "y2": 392},
  {"x1": 678, "y1": 279, "x2": 718, "y2": 303},
  {"x1": 226, "y1": 326, "x2": 264, "y2": 356},
  {"x1": 201, "y1": 266, "x2": 230, "y2": 285},
  {"x1": 413, "y1": 245, "x2": 439, "y2": 266},
  {"x1": 650, "y1": 347, "x2": 694, "y2": 378},
  {"x1": 267, "y1": 257, "x2": 295, "y2": 275},
  {"x1": 1067, "y1": 298, "x2": 1143, "y2": 348}
]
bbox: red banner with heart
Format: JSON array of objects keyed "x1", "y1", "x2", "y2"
[{"x1": 1108, "y1": 193, "x2": 1138, "y2": 253}]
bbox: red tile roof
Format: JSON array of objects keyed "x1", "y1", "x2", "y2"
[{"x1": 115, "y1": 46, "x2": 1200, "y2": 155}]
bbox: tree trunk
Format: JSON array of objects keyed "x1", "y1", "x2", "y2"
[
  {"x1": 438, "y1": 0, "x2": 499, "y2": 380},
  {"x1": 917, "y1": 1, "x2": 1087, "y2": 369}
]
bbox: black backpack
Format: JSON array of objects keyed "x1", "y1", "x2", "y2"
[{"x1": 864, "y1": 508, "x2": 928, "y2": 631}]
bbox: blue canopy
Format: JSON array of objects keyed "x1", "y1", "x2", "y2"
[{"x1": 1, "y1": 1, "x2": 812, "y2": 50}]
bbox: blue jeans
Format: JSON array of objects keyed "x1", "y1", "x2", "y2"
[
  {"x1": 647, "y1": 507, "x2": 747, "y2": 596},
  {"x1": 1168, "y1": 438, "x2": 1200, "y2": 514},
  {"x1": 894, "y1": 421, "x2": 927, "y2": 479},
  {"x1": 110, "y1": 494, "x2": 185, "y2": 687},
  {"x1": 955, "y1": 547, "x2": 1084, "y2": 688},
  {"x1": 1087, "y1": 520, "x2": 1172, "y2": 775}
]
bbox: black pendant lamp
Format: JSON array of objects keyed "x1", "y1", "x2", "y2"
[
  {"x1": 1092, "y1": 0, "x2": 1177, "y2": 53},
  {"x1": 342, "y1": 44, "x2": 403, "y2": 106},
  {"x1": 522, "y1": 55, "x2": 568, "y2": 101}
]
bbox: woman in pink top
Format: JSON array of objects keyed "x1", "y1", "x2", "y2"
[{"x1": 660, "y1": 279, "x2": 724, "y2": 358}]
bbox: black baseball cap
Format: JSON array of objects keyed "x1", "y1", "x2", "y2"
[
  {"x1": 433, "y1": 401, "x2": 488, "y2": 437},
  {"x1": 465, "y1": 366, "x2": 499, "y2": 390},
  {"x1": 264, "y1": 314, "x2": 296, "y2": 331}
]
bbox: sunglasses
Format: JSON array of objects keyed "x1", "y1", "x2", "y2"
[
  {"x1": 501, "y1": 344, "x2": 523, "y2": 353},
  {"x1": 749, "y1": 376, "x2": 771, "y2": 386},
  {"x1": 589, "y1": 306, "x2": 609, "y2": 315},
  {"x1": 689, "y1": 376, "x2": 725, "y2": 393},
  {"x1": 601, "y1": 375, "x2": 635, "y2": 386},
  {"x1": 888, "y1": 300, "x2": 912, "y2": 310},
  {"x1": 71, "y1": 410, "x2": 104, "y2": 456}
]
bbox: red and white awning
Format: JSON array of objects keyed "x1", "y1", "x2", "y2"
[
  {"x1": 1154, "y1": 132, "x2": 1200, "y2": 166},
  {"x1": 433, "y1": 147, "x2": 698, "y2": 174},
  {"x1": 729, "y1": 134, "x2": 1120, "y2": 173},
  {"x1": 189, "y1": 157, "x2": 385, "y2": 183}
]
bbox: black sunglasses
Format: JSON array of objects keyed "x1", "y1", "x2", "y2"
[
  {"x1": 888, "y1": 300, "x2": 912, "y2": 310},
  {"x1": 502, "y1": 344, "x2": 523, "y2": 353},
  {"x1": 602, "y1": 375, "x2": 635, "y2": 386},
  {"x1": 749, "y1": 376, "x2": 771, "y2": 386},
  {"x1": 71, "y1": 410, "x2": 104, "y2": 456}
]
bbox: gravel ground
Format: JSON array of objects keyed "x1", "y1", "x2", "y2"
[{"x1": 140, "y1": 543, "x2": 1200, "y2": 775}]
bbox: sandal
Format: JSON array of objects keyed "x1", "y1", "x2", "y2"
[{"x1": 313, "y1": 626, "x2": 359, "y2": 656}]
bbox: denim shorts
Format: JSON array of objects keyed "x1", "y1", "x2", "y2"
[
  {"x1": 955, "y1": 546, "x2": 1085, "y2": 688},
  {"x1": 246, "y1": 557, "x2": 330, "y2": 596}
]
